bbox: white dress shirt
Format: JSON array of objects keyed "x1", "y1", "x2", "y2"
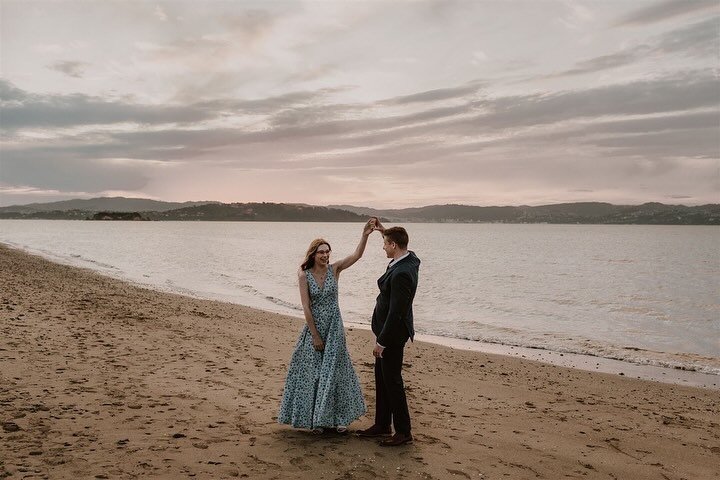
[{"x1": 387, "y1": 251, "x2": 410, "y2": 270}]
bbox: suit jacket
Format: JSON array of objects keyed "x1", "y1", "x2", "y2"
[{"x1": 372, "y1": 251, "x2": 420, "y2": 348}]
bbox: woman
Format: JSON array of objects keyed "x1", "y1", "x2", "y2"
[{"x1": 278, "y1": 219, "x2": 376, "y2": 434}]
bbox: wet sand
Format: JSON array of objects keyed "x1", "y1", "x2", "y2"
[{"x1": 1, "y1": 244, "x2": 718, "y2": 479}]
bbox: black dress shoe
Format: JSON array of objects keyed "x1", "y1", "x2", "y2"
[
  {"x1": 379, "y1": 432, "x2": 413, "y2": 447},
  {"x1": 356, "y1": 425, "x2": 392, "y2": 437}
]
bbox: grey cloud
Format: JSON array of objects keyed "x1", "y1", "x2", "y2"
[
  {"x1": 2, "y1": 98, "x2": 210, "y2": 130},
  {"x1": 300, "y1": 139, "x2": 445, "y2": 170},
  {"x1": 436, "y1": 110, "x2": 720, "y2": 158},
  {"x1": 0, "y1": 80, "x2": 28, "y2": 101},
  {"x1": 454, "y1": 72, "x2": 720, "y2": 132},
  {"x1": 48, "y1": 61, "x2": 89, "y2": 78},
  {"x1": 2, "y1": 73, "x2": 717, "y2": 192},
  {"x1": 557, "y1": 48, "x2": 651, "y2": 77},
  {"x1": 215, "y1": 88, "x2": 342, "y2": 114},
  {"x1": 556, "y1": 17, "x2": 720, "y2": 77},
  {"x1": 261, "y1": 101, "x2": 472, "y2": 140},
  {"x1": 655, "y1": 16, "x2": 720, "y2": 57},
  {"x1": 270, "y1": 103, "x2": 362, "y2": 127},
  {"x1": 276, "y1": 102, "x2": 473, "y2": 134},
  {"x1": 584, "y1": 128, "x2": 720, "y2": 158},
  {"x1": 588, "y1": 111, "x2": 719, "y2": 134},
  {"x1": 616, "y1": 0, "x2": 718, "y2": 26},
  {"x1": 0, "y1": 81, "x2": 213, "y2": 130},
  {"x1": 1, "y1": 156, "x2": 149, "y2": 192},
  {"x1": 0, "y1": 140, "x2": 187, "y2": 164},
  {"x1": 0, "y1": 80, "x2": 342, "y2": 130},
  {"x1": 69, "y1": 74, "x2": 720, "y2": 163},
  {"x1": 381, "y1": 81, "x2": 484, "y2": 105}
]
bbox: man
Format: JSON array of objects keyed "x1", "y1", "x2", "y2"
[{"x1": 358, "y1": 224, "x2": 420, "y2": 446}]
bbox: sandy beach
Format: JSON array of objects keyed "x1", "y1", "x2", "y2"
[{"x1": 1, "y1": 244, "x2": 718, "y2": 479}]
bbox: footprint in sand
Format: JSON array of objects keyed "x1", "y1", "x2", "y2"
[{"x1": 289, "y1": 456, "x2": 311, "y2": 471}]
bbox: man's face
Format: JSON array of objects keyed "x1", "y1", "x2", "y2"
[{"x1": 382, "y1": 237, "x2": 396, "y2": 259}]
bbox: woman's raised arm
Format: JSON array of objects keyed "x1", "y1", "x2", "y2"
[{"x1": 333, "y1": 218, "x2": 377, "y2": 276}]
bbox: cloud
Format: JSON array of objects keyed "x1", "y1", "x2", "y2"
[
  {"x1": 555, "y1": 17, "x2": 720, "y2": 77},
  {"x1": 0, "y1": 80, "x2": 28, "y2": 102},
  {"x1": 2, "y1": 71, "x2": 717, "y2": 206},
  {"x1": 0, "y1": 89, "x2": 212, "y2": 131},
  {"x1": 554, "y1": 48, "x2": 652, "y2": 77},
  {"x1": 444, "y1": 72, "x2": 720, "y2": 134},
  {"x1": 135, "y1": 8, "x2": 279, "y2": 69},
  {"x1": 586, "y1": 111, "x2": 719, "y2": 134},
  {"x1": 5, "y1": 71, "x2": 716, "y2": 166},
  {"x1": 1, "y1": 156, "x2": 151, "y2": 192},
  {"x1": 583, "y1": 128, "x2": 720, "y2": 159},
  {"x1": 47, "y1": 60, "x2": 89, "y2": 78},
  {"x1": 654, "y1": 16, "x2": 720, "y2": 57},
  {"x1": 616, "y1": 0, "x2": 718, "y2": 26},
  {"x1": 381, "y1": 81, "x2": 484, "y2": 105},
  {"x1": 0, "y1": 80, "x2": 340, "y2": 131}
]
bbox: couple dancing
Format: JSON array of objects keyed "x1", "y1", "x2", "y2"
[{"x1": 278, "y1": 218, "x2": 420, "y2": 447}]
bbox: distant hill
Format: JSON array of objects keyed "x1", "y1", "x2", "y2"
[
  {"x1": 0, "y1": 197, "x2": 216, "y2": 214},
  {"x1": 0, "y1": 197, "x2": 717, "y2": 224},
  {"x1": 147, "y1": 202, "x2": 367, "y2": 222},
  {"x1": 331, "y1": 203, "x2": 526, "y2": 221},
  {"x1": 0, "y1": 200, "x2": 367, "y2": 222},
  {"x1": 330, "y1": 202, "x2": 720, "y2": 225}
]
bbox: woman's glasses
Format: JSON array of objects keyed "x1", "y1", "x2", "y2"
[{"x1": 315, "y1": 250, "x2": 331, "y2": 255}]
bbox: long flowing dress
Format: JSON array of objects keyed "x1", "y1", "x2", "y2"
[{"x1": 278, "y1": 265, "x2": 366, "y2": 429}]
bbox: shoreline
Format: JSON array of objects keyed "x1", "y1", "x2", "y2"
[
  {"x1": 347, "y1": 322, "x2": 720, "y2": 390},
  {"x1": 414, "y1": 332, "x2": 720, "y2": 390},
  {"x1": 1, "y1": 244, "x2": 719, "y2": 479},
  {"x1": 4, "y1": 241, "x2": 718, "y2": 390}
]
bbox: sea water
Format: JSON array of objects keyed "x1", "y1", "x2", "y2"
[{"x1": 1, "y1": 220, "x2": 718, "y2": 383}]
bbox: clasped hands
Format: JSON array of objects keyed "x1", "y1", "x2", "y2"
[{"x1": 363, "y1": 217, "x2": 385, "y2": 236}]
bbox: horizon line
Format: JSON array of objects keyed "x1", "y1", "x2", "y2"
[{"x1": 1, "y1": 195, "x2": 718, "y2": 210}]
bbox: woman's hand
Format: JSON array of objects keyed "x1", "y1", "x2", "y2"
[
  {"x1": 363, "y1": 218, "x2": 376, "y2": 236},
  {"x1": 312, "y1": 335, "x2": 325, "y2": 352}
]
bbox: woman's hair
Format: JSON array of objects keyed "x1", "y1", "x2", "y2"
[{"x1": 301, "y1": 238, "x2": 331, "y2": 270}]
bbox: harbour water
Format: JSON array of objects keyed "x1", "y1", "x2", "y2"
[{"x1": 1, "y1": 220, "x2": 718, "y2": 386}]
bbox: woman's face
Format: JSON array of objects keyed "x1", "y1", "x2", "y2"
[{"x1": 314, "y1": 244, "x2": 331, "y2": 266}]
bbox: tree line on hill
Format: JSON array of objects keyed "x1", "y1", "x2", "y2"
[{"x1": 0, "y1": 198, "x2": 718, "y2": 225}]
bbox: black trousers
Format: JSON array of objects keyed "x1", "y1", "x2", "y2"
[{"x1": 374, "y1": 341, "x2": 411, "y2": 434}]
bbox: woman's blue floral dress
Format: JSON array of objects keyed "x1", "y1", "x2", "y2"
[{"x1": 278, "y1": 265, "x2": 366, "y2": 429}]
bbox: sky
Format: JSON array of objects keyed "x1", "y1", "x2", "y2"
[{"x1": 1, "y1": 0, "x2": 718, "y2": 208}]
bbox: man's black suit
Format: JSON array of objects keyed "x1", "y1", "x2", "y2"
[{"x1": 371, "y1": 251, "x2": 420, "y2": 435}]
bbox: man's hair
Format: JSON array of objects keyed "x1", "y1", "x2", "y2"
[{"x1": 383, "y1": 226, "x2": 409, "y2": 249}]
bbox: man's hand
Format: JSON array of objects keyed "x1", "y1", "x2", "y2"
[
  {"x1": 372, "y1": 217, "x2": 385, "y2": 234},
  {"x1": 373, "y1": 344, "x2": 385, "y2": 359}
]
